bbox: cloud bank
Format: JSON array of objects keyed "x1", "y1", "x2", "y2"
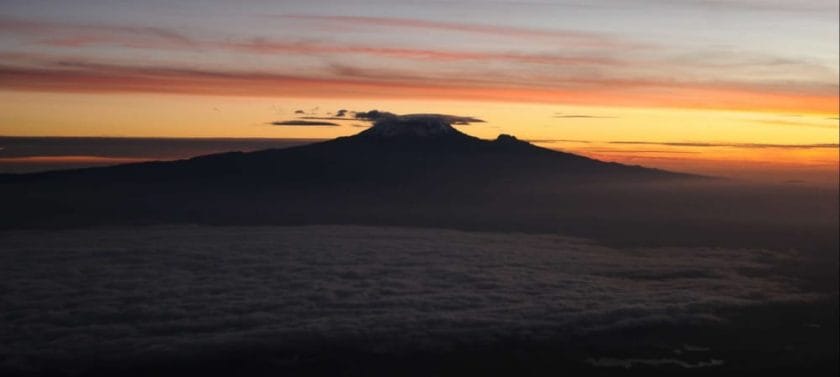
[
  {"x1": 1, "y1": 8, "x2": 837, "y2": 115},
  {"x1": 0, "y1": 225, "x2": 817, "y2": 374},
  {"x1": 1, "y1": 57, "x2": 835, "y2": 113}
]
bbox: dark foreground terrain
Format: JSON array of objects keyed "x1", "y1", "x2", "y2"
[
  {"x1": 1, "y1": 117, "x2": 837, "y2": 375},
  {"x1": 1, "y1": 226, "x2": 837, "y2": 376}
]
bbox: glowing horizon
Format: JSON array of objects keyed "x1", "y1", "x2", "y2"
[{"x1": 0, "y1": 0, "x2": 837, "y2": 183}]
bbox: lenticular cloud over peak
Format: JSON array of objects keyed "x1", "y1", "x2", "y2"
[{"x1": 350, "y1": 111, "x2": 484, "y2": 138}]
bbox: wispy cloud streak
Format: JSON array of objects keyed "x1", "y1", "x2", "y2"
[
  {"x1": 277, "y1": 14, "x2": 631, "y2": 47},
  {"x1": 270, "y1": 120, "x2": 340, "y2": 126},
  {"x1": 0, "y1": 16, "x2": 195, "y2": 48},
  {"x1": 554, "y1": 114, "x2": 617, "y2": 119},
  {"x1": 1, "y1": 16, "x2": 835, "y2": 113},
  {"x1": 225, "y1": 39, "x2": 620, "y2": 65},
  {"x1": 1, "y1": 60, "x2": 836, "y2": 113},
  {"x1": 608, "y1": 141, "x2": 839, "y2": 149}
]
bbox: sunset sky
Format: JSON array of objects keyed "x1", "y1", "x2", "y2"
[{"x1": 0, "y1": 0, "x2": 837, "y2": 183}]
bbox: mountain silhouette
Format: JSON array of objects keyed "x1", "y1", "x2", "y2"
[
  {"x1": 0, "y1": 114, "x2": 696, "y2": 230},
  {"x1": 3, "y1": 114, "x2": 686, "y2": 184}
]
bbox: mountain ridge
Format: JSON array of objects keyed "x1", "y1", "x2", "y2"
[
  {"x1": 0, "y1": 113, "x2": 701, "y2": 230},
  {"x1": 1, "y1": 114, "x2": 692, "y2": 183}
]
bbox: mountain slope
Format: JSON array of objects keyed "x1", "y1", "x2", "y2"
[
  {"x1": 2, "y1": 114, "x2": 686, "y2": 185},
  {"x1": 0, "y1": 114, "x2": 697, "y2": 230}
]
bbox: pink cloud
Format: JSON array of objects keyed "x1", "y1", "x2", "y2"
[{"x1": 1, "y1": 60, "x2": 836, "y2": 114}]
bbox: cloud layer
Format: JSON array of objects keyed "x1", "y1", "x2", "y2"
[
  {"x1": 0, "y1": 225, "x2": 816, "y2": 373},
  {"x1": 1, "y1": 8, "x2": 837, "y2": 114},
  {"x1": 270, "y1": 120, "x2": 340, "y2": 126}
]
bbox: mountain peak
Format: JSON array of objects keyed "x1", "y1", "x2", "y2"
[
  {"x1": 358, "y1": 113, "x2": 478, "y2": 139},
  {"x1": 495, "y1": 134, "x2": 521, "y2": 143}
]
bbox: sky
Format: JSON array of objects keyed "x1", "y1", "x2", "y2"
[{"x1": 0, "y1": 0, "x2": 838, "y2": 183}]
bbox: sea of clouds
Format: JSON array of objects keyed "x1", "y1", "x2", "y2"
[{"x1": 0, "y1": 225, "x2": 816, "y2": 373}]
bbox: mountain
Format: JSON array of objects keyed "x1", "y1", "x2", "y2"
[
  {"x1": 3, "y1": 114, "x2": 685, "y2": 184},
  {"x1": 0, "y1": 114, "x2": 696, "y2": 230}
]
